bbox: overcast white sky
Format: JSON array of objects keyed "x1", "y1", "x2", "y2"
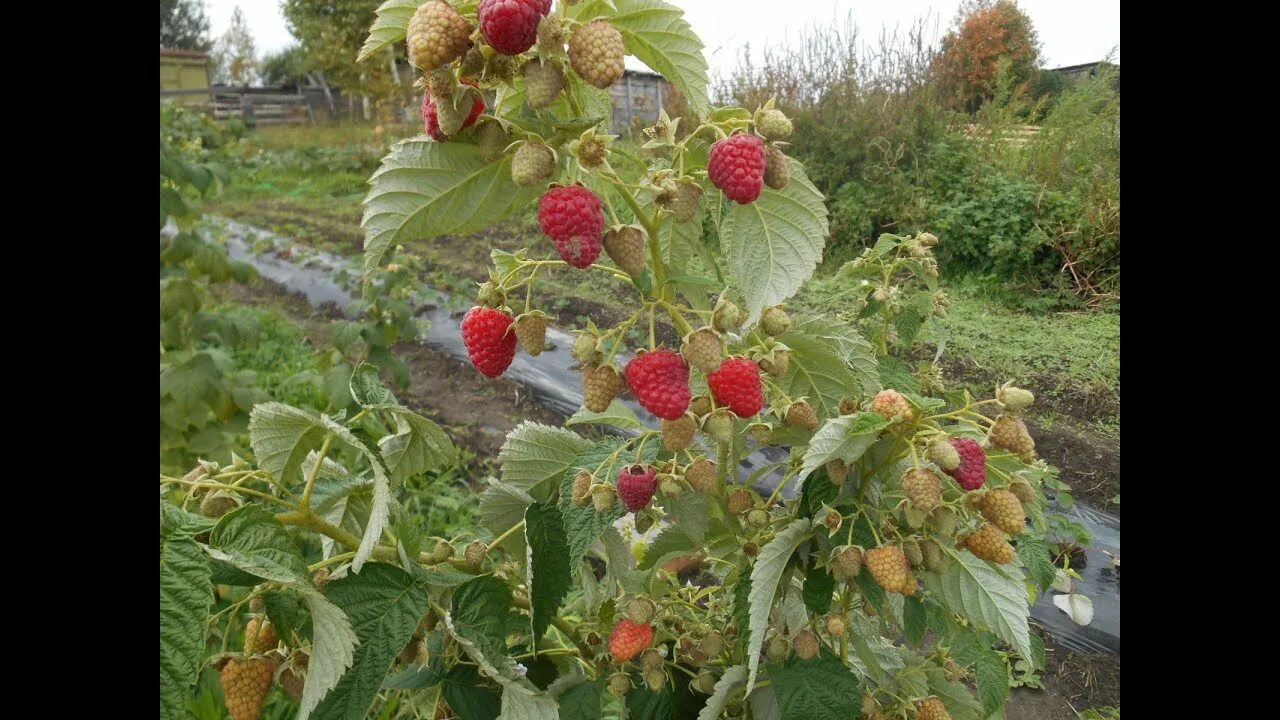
[{"x1": 206, "y1": 0, "x2": 1118, "y2": 76}]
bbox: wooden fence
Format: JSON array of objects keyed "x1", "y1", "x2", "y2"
[{"x1": 962, "y1": 124, "x2": 1041, "y2": 146}]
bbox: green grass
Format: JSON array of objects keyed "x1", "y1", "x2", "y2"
[{"x1": 206, "y1": 303, "x2": 332, "y2": 412}]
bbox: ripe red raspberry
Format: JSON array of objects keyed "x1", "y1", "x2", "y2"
[
  {"x1": 609, "y1": 618, "x2": 654, "y2": 662},
  {"x1": 625, "y1": 349, "x2": 691, "y2": 420},
  {"x1": 708, "y1": 134, "x2": 767, "y2": 204},
  {"x1": 460, "y1": 306, "x2": 517, "y2": 378},
  {"x1": 538, "y1": 185, "x2": 604, "y2": 268},
  {"x1": 943, "y1": 437, "x2": 987, "y2": 490},
  {"x1": 617, "y1": 464, "x2": 657, "y2": 512},
  {"x1": 478, "y1": 0, "x2": 551, "y2": 56},
  {"x1": 707, "y1": 356, "x2": 765, "y2": 418},
  {"x1": 422, "y1": 91, "x2": 485, "y2": 142}
]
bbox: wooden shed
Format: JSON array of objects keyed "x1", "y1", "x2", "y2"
[{"x1": 160, "y1": 49, "x2": 211, "y2": 107}]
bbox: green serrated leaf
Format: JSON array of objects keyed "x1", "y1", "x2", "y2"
[
  {"x1": 697, "y1": 665, "x2": 746, "y2": 720},
  {"x1": 802, "y1": 563, "x2": 834, "y2": 615},
  {"x1": 442, "y1": 665, "x2": 503, "y2": 720},
  {"x1": 746, "y1": 519, "x2": 814, "y2": 693},
  {"x1": 903, "y1": 595, "x2": 927, "y2": 646},
  {"x1": 323, "y1": 418, "x2": 394, "y2": 573},
  {"x1": 378, "y1": 409, "x2": 455, "y2": 484},
  {"x1": 208, "y1": 505, "x2": 310, "y2": 584},
  {"x1": 926, "y1": 548, "x2": 1034, "y2": 662},
  {"x1": 449, "y1": 575, "x2": 521, "y2": 681},
  {"x1": 1015, "y1": 535, "x2": 1056, "y2": 594},
  {"x1": 637, "y1": 526, "x2": 700, "y2": 570},
  {"x1": 248, "y1": 402, "x2": 327, "y2": 486},
  {"x1": 926, "y1": 667, "x2": 984, "y2": 720},
  {"x1": 768, "y1": 648, "x2": 860, "y2": 720},
  {"x1": 565, "y1": 400, "x2": 644, "y2": 430},
  {"x1": 555, "y1": 678, "x2": 602, "y2": 719},
  {"x1": 525, "y1": 503, "x2": 572, "y2": 645},
  {"x1": 357, "y1": 0, "x2": 418, "y2": 62},
  {"x1": 798, "y1": 467, "x2": 839, "y2": 519},
  {"x1": 313, "y1": 564, "x2": 430, "y2": 720},
  {"x1": 300, "y1": 590, "x2": 360, "y2": 719},
  {"x1": 720, "y1": 159, "x2": 828, "y2": 326},
  {"x1": 499, "y1": 421, "x2": 592, "y2": 502},
  {"x1": 263, "y1": 588, "x2": 313, "y2": 645},
  {"x1": 778, "y1": 318, "x2": 880, "y2": 416},
  {"x1": 350, "y1": 362, "x2": 396, "y2": 406},
  {"x1": 362, "y1": 141, "x2": 540, "y2": 280},
  {"x1": 160, "y1": 505, "x2": 214, "y2": 720},
  {"x1": 799, "y1": 412, "x2": 890, "y2": 480}
]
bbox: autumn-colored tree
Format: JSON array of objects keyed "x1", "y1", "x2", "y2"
[
  {"x1": 933, "y1": 0, "x2": 1040, "y2": 112},
  {"x1": 282, "y1": 0, "x2": 410, "y2": 118}
]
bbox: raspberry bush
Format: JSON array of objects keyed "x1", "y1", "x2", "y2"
[{"x1": 160, "y1": 2, "x2": 1083, "y2": 719}]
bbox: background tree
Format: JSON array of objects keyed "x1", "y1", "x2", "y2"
[
  {"x1": 282, "y1": 0, "x2": 409, "y2": 118},
  {"x1": 933, "y1": 0, "x2": 1040, "y2": 112},
  {"x1": 261, "y1": 44, "x2": 311, "y2": 88},
  {"x1": 159, "y1": 0, "x2": 211, "y2": 51},
  {"x1": 211, "y1": 6, "x2": 260, "y2": 86}
]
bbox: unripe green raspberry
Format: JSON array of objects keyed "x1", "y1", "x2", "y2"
[
  {"x1": 692, "y1": 669, "x2": 717, "y2": 694},
  {"x1": 431, "y1": 539, "x2": 454, "y2": 562},
  {"x1": 572, "y1": 470, "x2": 593, "y2": 506},
  {"x1": 660, "y1": 476, "x2": 685, "y2": 497},
  {"x1": 199, "y1": 490, "x2": 239, "y2": 518},
  {"x1": 712, "y1": 298, "x2": 741, "y2": 332},
  {"x1": 767, "y1": 633, "x2": 790, "y2": 664},
  {"x1": 689, "y1": 394, "x2": 713, "y2": 418},
  {"x1": 824, "y1": 614, "x2": 847, "y2": 638},
  {"x1": 644, "y1": 668, "x2": 667, "y2": 692},
  {"x1": 603, "y1": 225, "x2": 647, "y2": 276},
  {"x1": 746, "y1": 508, "x2": 771, "y2": 528},
  {"x1": 918, "y1": 231, "x2": 939, "y2": 247},
  {"x1": 477, "y1": 280, "x2": 506, "y2": 308},
  {"x1": 704, "y1": 408, "x2": 735, "y2": 445},
  {"x1": 572, "y1": 330, "x2": 602, "y2": 365},
  {"x1": 699, "y1": 631, "x2": 726, "y2": 659},
  {"x1": 685, "y1": 458, "x2": 718, "y2": 494},
  {"x1": 993, "y1": 384, "x2": 1034, "y2": 412},
  {"x1": 626, "y1": 596, "x2": 656, "y2": 625},
  {"x1": 760, "y1": 306, "x2": 792, "y2": 336},
  {"x1": 592, "y1": 484, "x2": 617, "y2": 514},
  {"x1": 464, "y1": 541, "x2": 488, "y2": 570},
  {"x1": 763, "y1": 143, "x2": 790, "y2": 190},
  {"x1": 930, "y1": 506, "x2": 957, "y2": 536},
  {"x1": 792, "y1": 629, "x2": 820, "y2": 660},
  {"x1": 920, "y1": 538, "x2": 945, "y2": 572},
  {"x1": 826, "y1": 458, "x2": 850, "y2": 485},
  {"x1": 831, "y1": 545, "x2": 863, "y2": 577},
  {"x1": 681, "y1": 326, "x2": 725, "y2": 374},
  {"x1": 903, "y1": 539, "x2": 924, "y2": 568},
  {"x1": 756, "y1": 108, "x2": 793, "y2": 139},
  {"x1": 640, "y1": 647, "x2": 665, "y2": 672},
  {"x1": 476, "y1": 121, "x2": 509, "y2": 162},
  {"x1": 608, "y1": 673, "x2": 632, "y2": 698},
  {"x1": 661, "y1": 413, "x2": 696, "y2": 452},
  {"x1": 1008, "y1": 479, "x2": 1037, "y2": 506},
  {"x1": 747, "y1": 422, "x2": 772, "y2": 444},
  {"x1": 926, "y1": 436, "x2": 962, "y2": 472},
  {"x1": 758, "y1": 349, "x2": 790, "y2": 377},
  {"x1": 727, "y1": 488, "x2": 754, "y2": 516},
  {"x1": 523, "y1": 60, "x2": 565, "y2": 110},
  {"x1": 407, "y1": 1, "x2": 473, "y2": 72},
  {"x1": 569, "y1": 20, "x2": 625, "y2": 89},
  {"x1": 658, "y1": 177, "x2": 703, "y2": 222},
  {"x1": 511, "y1": 141, "x2": 556, "y2": 187}
]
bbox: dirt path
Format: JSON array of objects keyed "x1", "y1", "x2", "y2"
[{"x1": 213, "y1": 273, "x2": 1119, "y2": 717}]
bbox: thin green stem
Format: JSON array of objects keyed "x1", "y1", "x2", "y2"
[
  {"x1": 300, "y1": 434, "x2": 336, "y2": 511},
  {"x1": 163, "y1": 479, "x2": 296, "y2": 509},
  {"x1": 488, "y1": 520, "x2": 526, "y2": 554}
]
